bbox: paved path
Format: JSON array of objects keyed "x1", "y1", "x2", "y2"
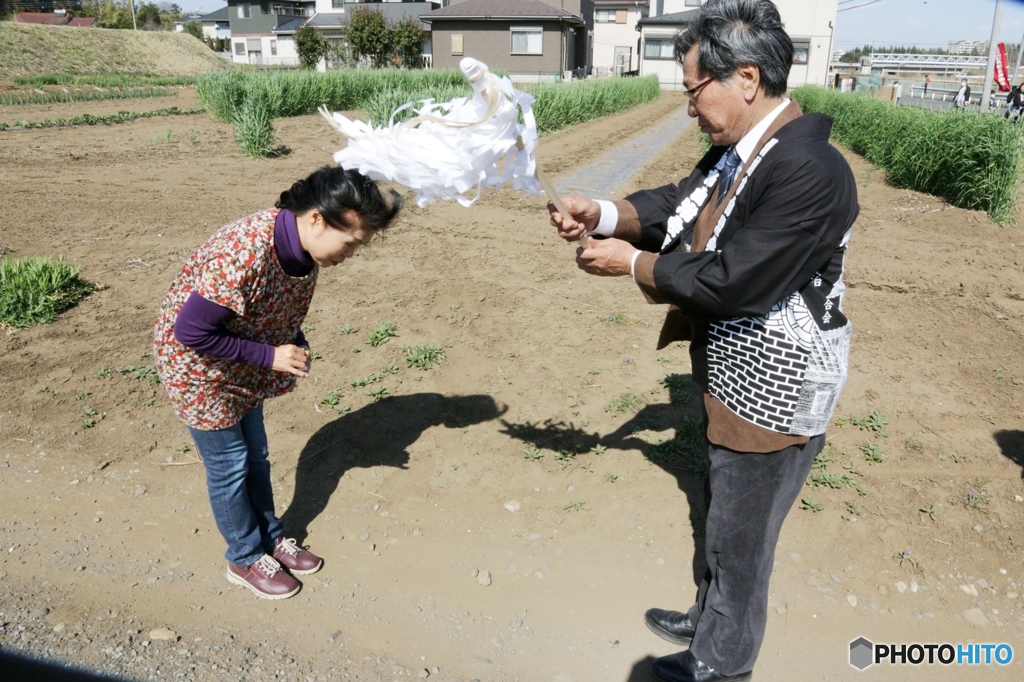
[{"x1": 554, "y1": 104, "x2": 693, "y2": 198}]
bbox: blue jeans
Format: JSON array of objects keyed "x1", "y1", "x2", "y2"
[{"x1": 188, "y1": 405, "x2": 282, "y2": 567}]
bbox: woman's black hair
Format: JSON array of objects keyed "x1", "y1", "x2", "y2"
[{"x1": 276, "y1": 166, "x2": 402, "y2": 232}]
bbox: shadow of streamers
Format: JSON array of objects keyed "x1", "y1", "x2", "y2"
[
  {"x1": 624, "y1": 655, "x2": 659, "y2": 682},
  {"x1": 281, "y1": 393, "x2": 507, "y2": 542},
  {"x1": 499, "y1": 373, "x2": 710, "y2": 585},
  {"x1": 993, "y1": 430, "x2": 1024, "y2": 480}
]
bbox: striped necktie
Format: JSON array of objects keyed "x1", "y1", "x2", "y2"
[{"x1": 717, "y1": 146, "x2": 741, "y2": 202}]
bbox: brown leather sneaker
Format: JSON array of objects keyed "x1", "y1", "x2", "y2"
[
  {"x1": 272, "y1": 536, "x2": 323, "y2": 575},
  {"x1": 226, "y1": 555, "x2": 300, "y2": 599}
]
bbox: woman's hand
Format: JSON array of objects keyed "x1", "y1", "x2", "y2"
[
  {"x1": 273, "y1": 344, "x2": 311, "y2": 378},
  {"x1": 549, "y1": 196, "x2": 601, "y2": 242}
]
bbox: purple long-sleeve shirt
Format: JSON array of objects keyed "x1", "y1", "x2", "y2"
[{"x1": 173, "y1": 209, "x2": 314, "y2": 368}]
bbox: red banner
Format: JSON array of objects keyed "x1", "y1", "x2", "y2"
[{"x1": 995, "y1": 42, "x2": 1011, "y2": 92}]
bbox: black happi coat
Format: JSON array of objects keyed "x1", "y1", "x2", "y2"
[{"x1": 629, "y1": 113, "x2": 860, "y2": 437}]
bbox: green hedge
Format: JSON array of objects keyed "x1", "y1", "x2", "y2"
[
  {"x1": 195, "y1": 70, "x2": 661, "y2": 156},
  {"x1": 792, "y1": 86, "x2": 1024, "y2": 225}
]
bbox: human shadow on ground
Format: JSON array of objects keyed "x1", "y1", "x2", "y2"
[
  {"x1": 281, "y1": 392, "x2": 507, "y2": 542},
  {"x1": 993, "y1": 430, "x2": 1024, "y2": 480},
  {"x1": 623, "y1": 656, "x2": 659, "y2": 682},
  {"x1": 498, "y1": 373, "x2": 709, "y2": 586}
]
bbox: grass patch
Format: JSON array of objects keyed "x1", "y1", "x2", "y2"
[
  {"x1": 0, "y1": 106, "x2": 204, "y2": 131},
  {"x1": 606, "y1": 392, "x2": 645, "y2": 413},
  {"x1": 232, "y1": 94, "x2": 277, "y2": 159},
  {"x1": 195, "y1": 69, "x2": 660, "y2": 155},
  {"x1": 0, "y1": 256, "x2": 93, "y2": 328},
  {"x1": 792, "y1": 86, "x2": 1024, "y2": 225},
  {"x1": 367, "y1": 321, "x2": 397, "y2": 347},
  {"x1": 405, "y1": 343, "x2": 446, "y2": 370},
  {"x1": 0, "y1": 86, "x2": 177, "y2": 106},
  {"x1": 13, "y1": 73, "x2": 196, "y2": 87}
]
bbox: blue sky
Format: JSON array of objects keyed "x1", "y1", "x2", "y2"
[
  {"x1": 176, "y1": 1, "x2": 1024, "y2": 52},
  {"x1": 833, "y1": 0, "x2": 1024, "y2": 50}
]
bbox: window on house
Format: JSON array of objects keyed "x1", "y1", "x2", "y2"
[
  {"x1": 234, "y1": 42, "x2": 246, "y2": 56},
  {"x1": 270, "y1": 39, "x2": 277, "y2": 56},
  {"x1": 596, "y1": 9, "x2": 614, "y2": 22},
  {"x1": 792, "y1": 40, "x2": 810, "y2": 65},
  {"x1": 451, "y1": 34, "x2": 463, "y2": 55},
  {"x1": 237, "y1": 4, "x2": 251, "y2": 18},
  {"x1": 644, "y1": 38, "x2": 674, "y2": 60},
  {"x1": 332, "y1": 0, "x2": 344, "y2": 7},
  {"x1": 615, "y1": 10, "x2": 627, "y2": 23},
  {"x1": 510, "y1": 27, "x2": 542, "y2": 55}
]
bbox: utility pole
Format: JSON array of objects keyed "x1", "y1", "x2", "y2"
[
  {"x1": 129, "y1": 0, "x2": 137, "y2": 30},
  {"x1": 983, "y1": 0, "x2": 1003, "y2": 111},
  {"x1": 1013, "y1": 27, "x2": 1024, "y2": 87}
]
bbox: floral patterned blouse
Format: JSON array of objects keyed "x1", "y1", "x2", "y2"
[{"x1": 154, "y1": 209, "x2": 318, "y2": 431}]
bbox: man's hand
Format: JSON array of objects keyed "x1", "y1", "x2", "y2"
[
  {"x1": 576, "y1": 237, "x2": 638, "y2": 278},
  {"x1": 549, "y1": 196, "x2": 601, "y2": 241},
  {"x1": 273, "y1": 344, "x2": 311, "y2": 378}
]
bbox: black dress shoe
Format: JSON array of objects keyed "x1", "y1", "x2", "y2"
[
  {"x1": 651, "y1": 650, "x2": 752, "y2": 682},
  {"x1": 644, "y1": 607, "x2": 696, "y2": 646}
]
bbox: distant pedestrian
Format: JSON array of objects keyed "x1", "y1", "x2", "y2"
[
  {"x1": 892, "y1": 80, "x2": 902, "y2": 105},
  {"x1": 154, "y1": 166, "x2": 402, "y2": 600},
  {"x1": 924, "y1": 75, "x2": 931, "y2": 96},
  {"x1": 954, "y1": 78, "x2": 971, "y2": 109},
  {"x1": 1006, "y1": 85, "x2": 1023, "y2": 120}
]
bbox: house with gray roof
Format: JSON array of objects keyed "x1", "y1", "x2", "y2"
[
  {"x1": 200, "y1": 7, "x2": 232, "y2": 41},
  {"x1": 421, "y1": 0, "x2": 593, "y2": 82},
  {"x1": 228, "y1": 1, "x2": 437, "y2": 68}
]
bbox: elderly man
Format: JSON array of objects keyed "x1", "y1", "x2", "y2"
[{"x1": 549, "y1": 1, "x2": 858, "y2": 680}]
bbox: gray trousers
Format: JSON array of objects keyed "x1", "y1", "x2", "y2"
[{"x1": 686, "y1": 433, "x2": 825, "y2": 676}]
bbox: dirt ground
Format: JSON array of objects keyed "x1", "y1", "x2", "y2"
[{"x1": 1, "y1": 90, "x2": 1023, "y2": 681}]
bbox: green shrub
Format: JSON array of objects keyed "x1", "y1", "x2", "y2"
[
  {"x1": 792, "y1": 86, "x2": 1024, "y2": 225},
  {"x1": 0, "y1": 256, "x2": 93, "y2": 328},
  {"x1": 232, "y1": 95, "x2": 277, "y2": 158}
]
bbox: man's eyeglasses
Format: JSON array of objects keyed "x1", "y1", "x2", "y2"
[{"x1": 683, "y1": 77, "x2": 715, "y2": 103}]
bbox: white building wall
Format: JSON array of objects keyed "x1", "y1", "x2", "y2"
[
  {"x1": 592, "y1": 8, "x2": 645, "y2": 75},
  {"x1": 641, "y1": 0, "x2": 836, "y2": 90}
]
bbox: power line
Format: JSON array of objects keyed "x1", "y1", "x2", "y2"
[{"x1": 838, "y1": 0, "x2": 884, "y2": 12}]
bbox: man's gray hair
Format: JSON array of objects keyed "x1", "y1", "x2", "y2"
[{"x1": 674, "y1": 0, "x2": 793, "y2": 98}]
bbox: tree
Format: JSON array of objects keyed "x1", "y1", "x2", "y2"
[
  {"x1": 295, "y1": 23, "x2": 328, "y2": 70},
  {"x1": 183, "y1": 20, "x2": 203, "y2": 41},
  {"x1": 390, "y1": 16, "x2": 423, "y2": 69},
  {"x1": 347, "y1": 7, "x2": 390, "y2": 68}
]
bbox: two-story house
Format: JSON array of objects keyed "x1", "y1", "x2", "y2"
[
  {"x1": 422, "y1": 0, "x2": 594, "y2": 82},
  {"x1": 228, "y1": 1, "x2": 314, "y2": 66},
  {"x1": 591, "y1": 0, "x2": 648, "y2": 76},
  {"x1": 229, "y1": 1, "x2": 436, "y2": 68}
]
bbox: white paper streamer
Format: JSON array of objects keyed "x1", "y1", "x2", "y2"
[{"x1": 320, "y1": 58, "x2": 542, "y2": 208}]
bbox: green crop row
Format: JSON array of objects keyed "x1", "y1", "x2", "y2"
[
  {"x1": 792, "y1": 86, "x2": 1024, "y2": 225},
  {"x1": 195, "y1": 68, "x2": 470, "y2": 122},
  {"x1": 527, "y1": 76, "x2": 661, "y2": 134},
  {"x1": 0, "y1": 86, "x2": 178, "y2": 106},
  {"x1": 196, "y1": 69, "x2": 660, "y2": 157},
  {"x1": 0, "y1": 106, "x2": 204, "y2": 131},
  {"x1": 12, "y1": 73, "x2": 197, "y2": 87}
]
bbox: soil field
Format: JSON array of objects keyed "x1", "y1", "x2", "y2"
[{"x1": 1, "y1": 90, "x2": 1023, "y2": 682}]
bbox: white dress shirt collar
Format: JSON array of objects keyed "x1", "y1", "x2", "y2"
[{"x1": 733, "y1": 98, "x2": 791, "y2": 165}]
